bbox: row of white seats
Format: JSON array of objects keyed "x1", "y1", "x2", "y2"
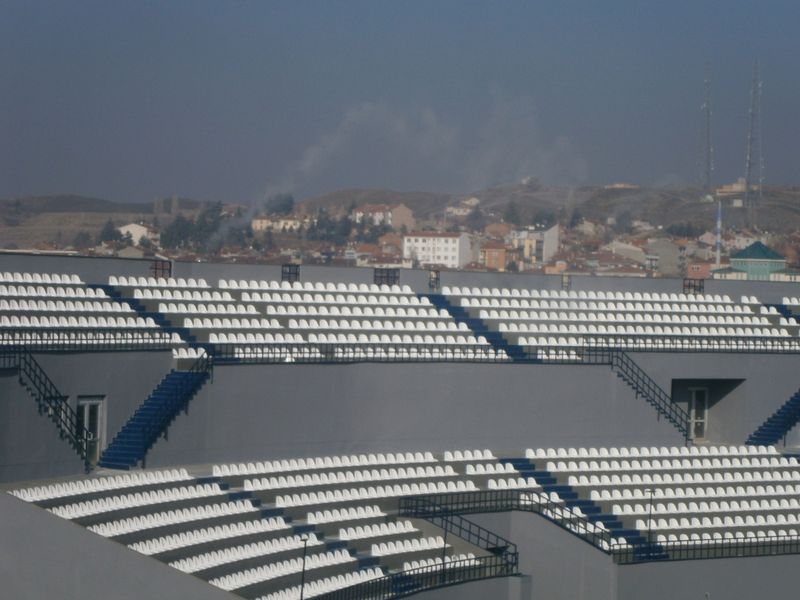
[
  {"x1": 590, "y1": 484, "x2": 800, "y2": 502},
  {"x1": 184, "y1": 317, "x2": 280, "y2": 329},
  {"x1": 637, "y1": 514, "x2": 800, "y2": 531},
  {"x1": 547, "y1": 457, "x2": 797, "y2": 473},
  {"x1": 171, "y1": 533, "x2": 323, "y2": 574},
  {"x1": 443, "y1": 286, "x2": 733, "y2": 303},
  {"x1": 0, "y1": 299, "x2": 133, "y2": 313},
  {"x1": 616, "y1": 497, "x2": 800, "y2": 516},
  {"x1": 465, "y1": 463, "x2": 516, "y2": 475},
  {"x1": 209, "y1": 548, "x2": 354, "y2": 591},
  {"x1": 307, "y1": 505, "x2": 385, "y2": 525},
  {"x1": 467, "y1": 299, "x2": 749, "y2": 315},
  {"x1": 520, "y1": 336, "x2": 800, "y2": 350},
  {"x1": 275, "y1": 481, "x2": 478, "y2": 508},
  {"x1": 264, "y1": 305, "x2": 443, "y2": 319},
  {"x1": 536, "y1": 349, "x2": 582, "y2": 361},
  {"x1": 213, "y1": 452, "x2": 437, "y2": 478},
  {"x1": 339, "y1": 520, "x2": 416, "y2": 541},
  {"x1": 9, "y1": 468, "x2": 191, "y2": 502},
  {"x1": 526, "y1": 445, "x2": 777, "y2": 459},
  {"x1": 306, "y1": 334, "x2": 488, "y2": 345},
  {"x1": 111, "y1": 276, "x2": 209, "y2": 288},
  {"x1": 288, "y1": 319, "x2": 468, "y2": 332},
  {"x1": 0, "y1": 285, "x2": 105, "y2": 298},
  {"x1": 487, "y1": 477, "x2": 540, "y2": 490},
  {"x1": 0, "y1": 272, "x2": 83, "y2": 284},
  {"x1": 244, "y1": 466, "x2": 457, "y2": 491},
  {"x1": 403, "y1": 553, "x2": 479, "y2": 572},
  {"x1": 655, "y1": 530, "x2": 799, "y2": 544},
  {"x1": 487, "y1": 311, "x2": 771, "y2": 326},
  {"x1": 255, "y1": 568, "x2": 385, "y2": 600},
  {"x1": 233, "y1": 347, "x2": 507, "y2": 362},
  {"x1": 514, "y1": 325, "x2": 790, "y2": 338},
  {"x1": 224, "y1": 280, "x2": 413, "y2": 294},
  {"x1": 159, "y1": 303, "x2": 259, "y2": 315},
  {"x1": 129, "y1": 517, "x2": 289, "y2": 555},
  {"x1": 371, "y1": 536, "x2": 445, "y2": 557},
  {"x1": 172, "y1": 347, "x2": 208, "y2": 360},
  {"x1": 444, "y1": 449, "x2": 496, "y2": 462},
  {"x1": 87, "y1": 500, "x2": 259, "y2": 537},
  {"x1": 212, "y1": 334, "x2": 302, "y2": 344},
  {"x1": 50, "y1": 484, "x2": 224, "y2": 519},
  {"x1": 246, "y1": 292, "x2": 431, "y2": 307},
  {"x1": 572, "y1": 471, "x2": 800, "y2": 488},
  {"x1": 0, "y1": 315, "x2": 157, "y2": 329},
  {"x1": 134, "y1": 289, "x2": 234, "y2": 301},
  {"x1": 783, "y1": 296, "x2": 800, "y2": 306}
]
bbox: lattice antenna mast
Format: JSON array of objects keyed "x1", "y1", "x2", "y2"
[
  {"x1": 744, "y1": 60, "x2": 763, "y2": 226},
  {"x1": 702, "y1": 67, "x2": 714, "y2": 192}
]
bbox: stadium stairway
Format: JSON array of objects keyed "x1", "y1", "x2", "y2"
[
  {"x1": 766, "y1": 303, "x2": 795, "y2": 320},
  {"x1": 746, "y1": 387, "x2": 800, "y2": 447},
  {"x1": 501, "y1": 457, "x2": 666, "y2": 559},
  {"x1": 421, "y1": 294, "x2": 527, "y2": 361},
  {"x1": 89, "y1": 283, "x2": 208, "y2": 351},
  {"x1": 98, "y1": 366, "x2": 211, "y2": 470}
]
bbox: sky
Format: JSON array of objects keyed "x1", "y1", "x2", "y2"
[{"x1": 1, "y1": 1, "x2": 799, "y2": 204}]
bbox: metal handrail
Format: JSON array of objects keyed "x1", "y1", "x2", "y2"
[
  {"x1": 315, "y1": 554, "x2": 516, "y2": 600},
  {"x1": 0, "y1": 346, "x2": 92, "y2": 470},
  {"x1": 137, "y1": 353, "x2": 213, "y2": 457}
]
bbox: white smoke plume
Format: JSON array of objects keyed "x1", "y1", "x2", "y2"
[{"x1": 264, "y1": 92, "x2": 587, "y2": 200}]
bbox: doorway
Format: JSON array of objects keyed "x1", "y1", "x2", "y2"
[
  {"x1": 688, "y1": 387, "x2": 709, "y2": 440},
  {"x1": 76, "y1": 396, "x2": 105, "y2": 464}
]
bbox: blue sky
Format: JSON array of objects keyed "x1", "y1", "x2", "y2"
[{"x1": 1, "y1": 1, "x2": 798, "y2": 203}]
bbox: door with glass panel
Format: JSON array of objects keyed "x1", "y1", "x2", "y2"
[
  {"x1": 688, "y1": 388, "x2": 708, "y2": 440},
  {"x1": 76, "y1": 396, "x2": 105, "y2": 464}
]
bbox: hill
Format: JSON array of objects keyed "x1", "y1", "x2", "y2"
[{"x1": 299, "y1": 188, "x2": 452, "y2": 220}]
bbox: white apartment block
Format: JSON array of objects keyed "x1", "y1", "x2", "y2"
[{"x1": 402, "y1": 232, "x2": 473, "y2": 269}]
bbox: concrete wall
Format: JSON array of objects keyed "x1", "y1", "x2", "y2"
[
  {"x1": 0, "y1": 492, "x2": 237, "y2": 600},
  {"x1": 425, "y1": 511, "x2": 617, "y2": 600},
  {"x1": 617, "y1": 553, "x2": 800, "y2": 600},
  {"x1": 3, "y1": 347, "x2": 798, "y2": 483},
  {"x1": 633, "y1": 353, "x2": 800, "y2": 446},
  {"x1": 0, "y1": 351, "x2": 173, "y2": 483},
  {"x1": 0, "y1": 373, "x2": 84, "y2": 482},
  {"x1": 146, "y1": 362, "x2": 685, "y2": 468}
]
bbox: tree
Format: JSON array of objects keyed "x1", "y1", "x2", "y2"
[
  {"x1": 138, "y1": 236, "x2": 155, "y2": 250},
  {"x1": 72, "y1": 231, "x2": 93, "y2": 249},
  {"x1": 613, "y1": 210, "x2": 633, "y2": 234},
  {"x1": 504, "y1": 201, "x2": 522, "y2": 226},
  {"x1": 264, "y1": 193, "x2": 295, "y2": 215},
  {"x1": 466, "y1": 206, "x2": 486, "y2": 231},
  {"x1": 569, "y1": 209, "x2": 583, "y2": 229},
  {"x1": 161, "y1": 215, "x2": 194, "y2": 249},
  {"x1": 98, "y1": 219, "x2": 121, "y2": 243},
  {"x1": 532, "y1": 209, "x2": 557, "y2": 228}
]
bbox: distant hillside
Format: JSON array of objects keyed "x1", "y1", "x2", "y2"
[
  {"x1": 300, "y1": 188, "x2": 452, "y2": 220},
  {"x1": 300, "y1": 183, "x2": 800, "y2": 233},
  {"x1": 0, "y1": 195, "x2": 152, "y2": 214}
]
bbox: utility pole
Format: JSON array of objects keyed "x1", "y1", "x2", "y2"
[
  {"x1": 744, "y1": 60, "x2": 764, "y2": 228},
  {"x1": 299, "y1": 533, "x2": 309, "y2": 600},
  {"x1": 702, "y1": 66, "x2": 714, "y2": 193}
]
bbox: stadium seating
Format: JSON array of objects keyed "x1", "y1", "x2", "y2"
[{"x1": 442, "y1": 286, "x2": 800, "y2": 353}]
